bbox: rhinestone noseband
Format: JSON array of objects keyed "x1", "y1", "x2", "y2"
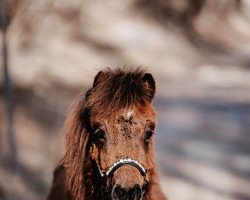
[{"x1": 97, "y1": 158, "x2": 147, "y2": 178}]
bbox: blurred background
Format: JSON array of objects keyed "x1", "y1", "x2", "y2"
[{"x1": 0, "y1": 0, "x2": 250, "y2": 199}]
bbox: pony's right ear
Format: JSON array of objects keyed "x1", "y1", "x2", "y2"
[
  {"x1": 142, "y1": 73, "x2": 156, "y2": 103},
  {"x1": 93, "y1": 71, "x2": 104, "y2": 88}
]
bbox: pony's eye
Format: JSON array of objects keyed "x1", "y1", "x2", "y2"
[
  {"x1": 144, "y1": 129, "x2": 154, "y2": 144},
  {"x1": 93, "y1": 129, "x2": 106, "y2": 144}
]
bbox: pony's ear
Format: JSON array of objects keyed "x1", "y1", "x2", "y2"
[
  {"x1": 93, "y1": 71, "x2": 104, "y2": 88},
  {"x1": 142, "y1": 73, "x2": 156, "y2": 102}
]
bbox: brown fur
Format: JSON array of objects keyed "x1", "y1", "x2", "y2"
[{"x1": 47, "y1": 67, "x2": 167, "y2": 200}]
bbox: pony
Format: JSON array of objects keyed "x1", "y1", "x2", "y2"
[{"x1": 47, "y1": 67, "x2": 167, "y2": 200}]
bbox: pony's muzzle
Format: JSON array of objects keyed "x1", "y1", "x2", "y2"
[
  {"x1": 111, "y1": 165, "x2": 145, "y2": 200},
  {"x1": 112, "y1": 184, "x2": 143, "y2": 200}
]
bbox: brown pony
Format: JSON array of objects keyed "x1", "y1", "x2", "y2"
[{"x1": 47, "y1": 68, "x2": 167, "y2": 200}]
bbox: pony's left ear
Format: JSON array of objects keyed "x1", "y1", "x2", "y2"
[
  {"x1": 142, "y1": 73, "x2": 156, "y2": 102},
  {"x1": 93, "y1": 71, "x2": 104, "y2": 88}
]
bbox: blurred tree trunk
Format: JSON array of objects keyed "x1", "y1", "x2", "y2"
[{"x1": 0, "y1": 0, "x2": 19, "y2": 169}]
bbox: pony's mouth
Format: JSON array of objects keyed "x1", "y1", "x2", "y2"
[{"x1": 97, "y1": 158, "x2": 147, "y2": 178}]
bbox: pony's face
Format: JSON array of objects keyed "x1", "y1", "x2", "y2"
[{"x1": 90, "y1": 103, "x2": 156, "y2": 200}]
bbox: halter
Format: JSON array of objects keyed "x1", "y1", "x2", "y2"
[{"x1": 96, "y1": 158, "x2": 147, "y2": 178}]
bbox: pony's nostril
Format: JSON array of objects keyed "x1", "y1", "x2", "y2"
[
  {"x1": 112, "y1": 185, "x2": 126, "y2": 200},
  {"x1": 129, "y1": 184, "x2": 142, "y2": 200},
  {"x1": 112, "y1": 184, "x2": 142, "y2": 200}
]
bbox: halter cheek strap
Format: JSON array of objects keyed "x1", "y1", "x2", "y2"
[{"x1": 96, "y1": 158, "x2": 147, "y2": 178}]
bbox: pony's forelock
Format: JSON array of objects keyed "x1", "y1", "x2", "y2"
[{"x1": 86, "y1": 67, "x2": 155, "y2": 114}]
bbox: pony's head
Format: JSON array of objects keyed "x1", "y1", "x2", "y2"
[
  {"x1": 87, "y1": 68, "x2": 156, "y2": 199},
  {"x1": 65, "y1": 68, "x2": 157, "y2": 200}
]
